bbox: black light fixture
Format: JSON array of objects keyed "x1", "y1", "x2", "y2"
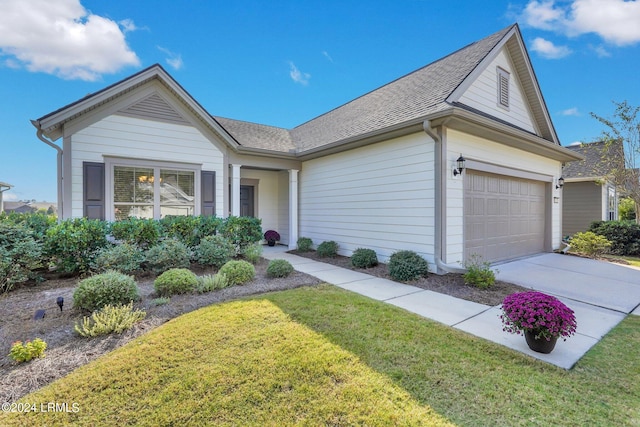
[
  {"x1": 453, "y1": 154, "x2": 466, "y2": 176},
  {"x1": 556, "y1": 176, "x2": 565, "y2": 189}
]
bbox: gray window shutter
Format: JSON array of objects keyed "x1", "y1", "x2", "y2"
[
  {"x1": 83, "y1": 162, "x2": 105, "y2": 220},
  {"x1": 201, "y1": 171, "x2": 216, "y2": 216}
]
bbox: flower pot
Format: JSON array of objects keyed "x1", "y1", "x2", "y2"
[
  {"x1": 267, "y1": 240, "x2": 276, "y2": 247},
  {"x1": 524, "y1": 330, "x2": 558, "y2": 354}
]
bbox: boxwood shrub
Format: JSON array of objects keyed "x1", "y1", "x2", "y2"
[
  {"x1": 194, "y1": 235, "x2": 235, "y2": 268},
  {"x1": 0, "y1": 222, "x2": 43, "y2": 292},
  {"x1": 351, "y1": 248, "x2": 378, "y2": 268},
  {"x1": 388, "y1": 250, "x2": 429, "y2": 282},
  {"x1": 296, "y1": 237, "x2": 313, "y2": 252},
  {"x1": 154, "y1": 268, "x2": 198, "y2": 296},
  {"x1": 109, "y1": 218, "x2": 161, "y2": 248},
  {"x1": 317, "y1": 241, "x2": 339, "y2": 258},
  {"x1": 93, "y1": 243, "x2": 144, "y2": 274},
  {"x1": 588, "y1": 220, "x2": 640, "y2": 255},
  {"x1": 218, "y1": 260, "x2": 255, "y2": 286},
  {"x1": 45, "y1": 218, "x2": 109, "y2": 274},
  {"x1": 144, "y1": 239, "x2": 192, "y2": 275},
  {"x1": 266, "y1": 259, "x2": 294, "y2": 278},
  {"x1": 73, "y1": 271, "x2": 139, "y2": 312}
]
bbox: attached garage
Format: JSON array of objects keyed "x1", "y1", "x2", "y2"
[{"x1": 464, "y1": 170, "x2": 546, "y2": 263}]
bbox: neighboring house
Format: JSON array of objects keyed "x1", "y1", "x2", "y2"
[
  {"x1": 3, "y1": 201, "x2": 37, "y2": 214},
  {"x1": 31, "y1": 24, "x2": 582, "y2": 272},
  {"x1": 562, "y1": 140, "x2": 623, "y2": 236}
]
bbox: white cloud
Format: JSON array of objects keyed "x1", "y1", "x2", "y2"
[
  {"x1": 157, "y1": 46, "x2": 184, "y2": 70},
  {"x1": 531, "y1": 37, "x2": 572, "y2": 58},
  {"x1": 3, "y1": 192, "x2": 18, "y2": 202},
  {"x1": 590, "y1": 44, "x2": 611, "y2": 57},
  {"x1": 0, "y1": 0, "x2": 140, "y2": 81},
  {"x1": 322, "y1": 50, "x2": 334, "y2": 62},
  {"x1": 560, "y1": 107, "x2": 580, "y2": 116},
  {"x1": 288, "y1": 61, "x2": 310, "y2": 85},
  {"x1": 520, "y1": 0, "x2": 640, "y2": 46}
]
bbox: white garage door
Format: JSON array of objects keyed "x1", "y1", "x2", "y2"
[{"x1": 464, "y1": 171, "x2": 546, "y2": 263}]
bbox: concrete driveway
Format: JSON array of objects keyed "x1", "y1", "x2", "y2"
[{"x1": 496, "y1": 253, "x2": 640, "y2": 314}]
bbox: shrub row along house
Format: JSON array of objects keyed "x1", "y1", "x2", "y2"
[{"x1": 31, "y1": 23, "x2": 582, "y2": 273}]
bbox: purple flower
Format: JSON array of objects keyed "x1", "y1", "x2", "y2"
[
  {"x1": 264, "y1": 230, "x2": 280, "y2": 241},
  {"x1": 500, "y1": 291, "x2": 577, "y2": 341}
]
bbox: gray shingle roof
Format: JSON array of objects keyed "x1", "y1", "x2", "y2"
[
  {"x1": 563, "y1": 140, "x2": 624, "y2": 179},
  {"x1": 219, "y1": 25, "x2": 514, "y2": 153}
]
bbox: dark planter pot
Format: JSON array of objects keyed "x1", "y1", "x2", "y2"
[
  {"x1": 524, "y1": 330, "x2": 558, "y2": 354},
  {"x1": 267, "y1": 240, "x2": 276, "y2": 247}
]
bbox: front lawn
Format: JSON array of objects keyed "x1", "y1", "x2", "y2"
[{"x1": 1, "y1": 285, "x2": 638, "y2": 426}]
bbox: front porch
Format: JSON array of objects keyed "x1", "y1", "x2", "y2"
[{"x1": 229, "y1": 164, "x2": 298, "y2": 249}]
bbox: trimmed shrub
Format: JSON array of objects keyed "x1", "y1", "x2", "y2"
[
  {"x1": 154, "y1": 268, "x2": 198, "y2": 296},
  {"x1": 219, "y1": 260, "x2": 255, "y2": 286},
  {"x1": 159, "y1": 215, "x2": 201, "y2": 248},
  {"x1": 220, "y1": 216, "x2": 263, "y2": 252},
  {"x1": 145, "y1": 239, "x2": 192, "y2": 275},
  {"x1": 317, "y1": 241, "x2": 339, "y2": 258},
  {"x1": 45, "y1": 218, "x2": 109, "y2": 274},
  {"x1": 0, "y1": 211, "x2": 56, "y2": 243},
  {"x1": 0, "y1": 222, "x2": 43, "y2": 293},
  {"x1": 93, "y1": 243, "x2": 144, "y2": 274},
  {"x1": 388, "y1": 250, "x2": 429, "y2": 282},
  {"x1": 109, "y1": 218, "x2": 161, "y2": 248},
  {"x1": 588, "y1": 220, "x2": 640, "y2": 255},
  {"x1": 73, "y1": 271, "x2": 140, "y2": 312},
  {"x1": 195, "y1": 235, "x2": 235, "y2": 268},
  {"x1": 196, "y1": 215, "x2": 224, "y2": 242},
  {"x1": 9, "y1": 339, "x2": 47, "y2": 363},
  {"x1": 266, "y1": 259, "x2": 294, "y2": 278},
  {"x1": 463, "y1": 254, "x2": 496, "y2": 289},
  {"x1": 297, "y1": 237, "x2": 313, "y2": 252},
  {"x1": 74, "y1": 302, "x2": 146, "y2": 337},
  {"x1": 195, "y1": 273, "x2": 229, "y2": 293},
  {"x1": 242, "y1": 243, "x2": 263, "y2": 264},
  {"x1": 570, "y1": 231, "x2": 612, "y2": 256},
  {"x1": 351, "y1": 248, "x2": 378, "y2": 268}
]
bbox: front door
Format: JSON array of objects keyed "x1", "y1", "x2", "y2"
[{"x1": 240, "y1": 185, "x2": 255, "y2": 217}]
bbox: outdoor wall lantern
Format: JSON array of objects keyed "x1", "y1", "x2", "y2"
[
  {"x1": 453, "y1": 154, "x2": 466, "y2": 176},
  {"x1": 556, "y1": 176, "x2": 565, "y2": 189}
]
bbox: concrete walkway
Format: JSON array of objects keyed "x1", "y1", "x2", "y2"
[{"x1": 263, "y1": 246, "x2": 640, "y2": 370}]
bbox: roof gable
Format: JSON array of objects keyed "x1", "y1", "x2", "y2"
[{"x1": 564, "y1": 141, "x2": 625, "y2": 180}]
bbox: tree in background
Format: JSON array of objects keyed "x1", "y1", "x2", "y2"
[{"x1": 591, "y1": 101, "x2": 640, "y2": 222}]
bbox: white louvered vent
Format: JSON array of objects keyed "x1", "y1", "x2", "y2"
[
  {"x1": 118, "y1": 93, "x2": 191, "y2": 125},
  {"x1": 497, "y1": 67, "x2": 510, "y2": 109}
]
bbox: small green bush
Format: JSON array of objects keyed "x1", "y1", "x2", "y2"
[
  {"x1": 388, "y1": 250, "x2": 429, "y2": 282},
  {"x1": 73, "y1": 271, "x2": 140, "y2": 312},
  {"x1": 266, "y1": 259, "x2": 294, "y2": 278},
  {"x1": 351, "y1": 248, "x2": 378, "y2": 268},
  {"x1": 242, "y1": 243, "x2": 263, "y2": 264},
  {"x1": 93, "y1": 243, "x2": 144, "y2": 274},
  {"x1": 145, "y1": 239, "x2": 192, "y2": 275},
  {"x1": 220, "y1": 216, "x2": 263, "y2": 252},
  {"x1": 194, "y1": 235, "x2": 235, "y2": 268},
  {"x1": 463, "y1": 254, "x2": 496, "y2": 289},
  {"x1": 0, "y1": 222, "x2": 43, "y2": 293},
  {"x1": 0, "y1": 211, "x2": 56, "y2": 243},
  {"x1": 618, "y1": 197, "x2": 636, "y2": 222},
  {"x1": 154, "y1": 268, "x2": 198, "y2": 296},
  {"x1": 297, "y1": 237, "x2": 313, "y2": 252},
  {"x1": 588, "y1": 220, "x2": 640, "y2": 255},
  {"x1": 74, "y1": 302, "x2": 146, "y2": 337},
  {"x1": 45, "y1": 218, "x2": 109, "y2": 274},
  {"x1": 570, "y1": 231, "x2": 612, "y2": 256},
  {"x1": 317, "y1": 241, "x2": 339, "y2": 258},
  {"x1": 219, "y1": 260, "x2": 255, "y2": 286},
  {"x1": 9, "y1": 339, "x2": 47, "y2": 363},
  {"x1": 195, "y1": 273, "x2": 229, "y2": 293},
  {"x1": 159, "y1": 215, "x2": 201, "y2": 248},
  {"x1": 109, "y1": 218, "x2": 161, "y2": 248},
  {"x1": 150, "y1": 297, "x2": 170, "y2": 306}
]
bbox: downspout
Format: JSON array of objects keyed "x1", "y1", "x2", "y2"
[
  {"x1": 31, "y1": 120, "x2": 63, "y2": 220},
  {"x1": 423, "y1": 119, "x2": 466, "y2": 274}
]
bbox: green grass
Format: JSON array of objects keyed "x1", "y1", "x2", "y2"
[
  {"x1": 618, "y1": 256, "x2": 640, "y2": 268},
  {"x1": 2, "y1": 285, "x2": 639, "y2": 426}
]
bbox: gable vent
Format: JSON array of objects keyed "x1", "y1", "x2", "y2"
[
  {"x1": 497, "y1": 67, "x2": 510, "y2": 109},
  {"x1": 118, "y1": 93, "x2": 191, "y2": 125}
]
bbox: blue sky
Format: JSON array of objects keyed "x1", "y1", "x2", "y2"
[{"x1": 1, "y1": 0, "x2": 639, "y2": 202}]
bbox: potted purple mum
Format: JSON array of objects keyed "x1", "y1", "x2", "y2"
[
  {"x1": 264, "y1": 230, "x2": 280, "y2": 246},
  {"x1": 500, "y1": 291, "x2": 577, "y2": 354}
]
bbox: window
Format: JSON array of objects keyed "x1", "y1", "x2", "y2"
[
  {"x1": 608, "y1": 186, "x2": 617, "y2": 221},
  {"x1": 110, "y1": 160, "x2": 197, "y2": 221},
  {"x1": 497, "y1": 67, "x2": 510, "y2": 109}
]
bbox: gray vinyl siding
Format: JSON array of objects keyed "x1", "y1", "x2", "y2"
[{"x1": 562, "y1": 181, "x2": 602, "y2": 236}]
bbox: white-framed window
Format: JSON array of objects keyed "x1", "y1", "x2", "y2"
[
  {"x1": 497, "y1": 67, "x2": 510, "y2": 110},
  {"x1": 608, "y1": 186, "x2": 617, "y2": 221},
  {"x1": 105, "y1": 157, "x2": 201, "y2": 221}
]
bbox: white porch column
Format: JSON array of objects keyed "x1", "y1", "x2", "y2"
[
  {"x1": 288, "y1": 169, "x2": 299, "y2": 250},
  {"x1": 231, "y1": 164, "x2": 241, "y2": 216}
]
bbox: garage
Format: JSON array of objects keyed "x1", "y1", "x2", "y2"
[{"x1": 464, "y1": 170, "x2": 546, "y2": 263}]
